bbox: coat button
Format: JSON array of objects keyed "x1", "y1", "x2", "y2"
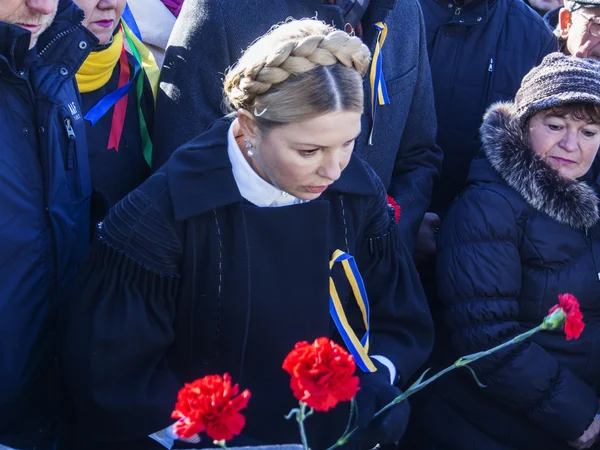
[
  {"x1": 18, "y1": 70, "x2": 26, "y2": 77},
  {"x1": 477, "y1": 16, "x2": 482, "y2": 21},
  {"x1": 39, "y1": 126, "x2": 45, "y2": 133},
  {"x1": 448, "y1": 2, "x2": 453, "y2": 6},
  {"x1": 59, "y1": 67, "x2": 68, "y2": 76},
  {"x1": 78, "y1": 41, "x2": 88, "y2": 50},
  {"x1": 23, "y1": 127, "x2": 29, "y2": 134}
]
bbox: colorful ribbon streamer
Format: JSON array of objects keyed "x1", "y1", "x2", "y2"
[
  {"x1": 83, "y1": 5, "x2": 159, "y2": 167},
  {"x1": 329, "y1": 249, "x2": 377, "y2": 373},
  {"x1": 368, "y1": 22, "x2": 391, "y2": 145}
]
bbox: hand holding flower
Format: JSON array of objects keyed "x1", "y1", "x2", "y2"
[{"x1": 351, "y1": 361, "x2": 410, "y2": 448}]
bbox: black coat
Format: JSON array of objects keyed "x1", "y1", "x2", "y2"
[
  {"x1": 63, "y1": 117, "x2": 434, "y2": 449},
  {"x1": 81, "y1": 52, "x2": 153, "y2": 225},
  {"x1": 409, "y1": 103, "x2": 600, "y2": 450},
  {"x1": 153, "y1": 0, "x2": 443, "y2": 252},
  {"x1": 0, "y1": 1, "x2": 95, "y2": 447},
  {"x1": 420, "y1": 0, "x2": 557, "y2": 213}
]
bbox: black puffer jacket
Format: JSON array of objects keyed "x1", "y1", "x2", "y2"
[
  {"x1": 409, "y1": 103, "x2": 600, "y2": 450},
  {"x1": 420, "y1": 0, "x2": 557, "y2": 213}
]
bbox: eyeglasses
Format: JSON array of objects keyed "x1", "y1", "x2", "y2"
[{"x1": 576, "y1": 11, "x2": 600, "y2": 37}]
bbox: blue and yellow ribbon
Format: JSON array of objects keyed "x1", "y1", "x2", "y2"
[
  {"x1": 329, "y1": 249, "x2": 377, "y2": 373},
  {"x1": 368, "y1": 22, "x2": 391, "y2": 145}
]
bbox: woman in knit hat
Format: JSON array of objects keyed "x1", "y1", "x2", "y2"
[
  {"x1": 74, "y1": 0, "x2": 158, "y2": 226},
  {"x1": 404, "y1": 53, "x2": 600, "y2": 450}
]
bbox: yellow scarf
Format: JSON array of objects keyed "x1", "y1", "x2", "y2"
[{"x1": 76, "y1": 30, "x2": 123, "y2": 93}]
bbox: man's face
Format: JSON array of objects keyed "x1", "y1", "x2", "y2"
[
  {"x1": 0, "y1": 0, "x2": 59, "y2": 49},
  {"x1": 559, "y1": 7, "x2": 600, "y2": 61}
]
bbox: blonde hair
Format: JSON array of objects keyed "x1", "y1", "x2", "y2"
[{"x1": 223, "y1": 19, "x2": 371, "y2": 130}]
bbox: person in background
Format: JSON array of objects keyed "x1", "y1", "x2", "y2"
[
  {"x1": 62, "y1": 18, "x2": 434, "y2": 450},
  {"x1": 74, "y1": 0, "x2": 156, "y2": 225},
  {"x1": 527, "y1": 0, "x2": 564, "y2": 16},
  {"x1": 407, "y1": 53, "x2": 600, "y2": 450},
  {"x1": 413, "y1": 0, "x2": 556, "y2": 263},
  {"x1": 545, "y1": 0, "x2": 600, "y2": 60},
  {"x1": 0, "y1": 0, "x2": 95, "y2": 448},
  {"x1": 153, "y1": 0, "x2": 443, "y2": 253},
  {"x1": 127, "y1": 0, "x2": 183, "y2": 66}
]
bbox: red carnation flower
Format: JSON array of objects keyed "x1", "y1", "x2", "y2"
[
  {"x1": 282, "y1": 337, "x2": 359, "y2": 412},
  {"x1": 548, "y1": 293, "x2": 585, "y2": 340},
  {"x1": 171, "y1": 373, "x2": 251, "y2": 441},
  {"x1": 386, "y1": 194, "x2": 401, "y2": 223}
]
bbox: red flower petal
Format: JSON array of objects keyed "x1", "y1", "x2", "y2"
[
  {"x1": 171, "y1": 373, "x2": 251, "y2": 441},
  {"x1": 548, "y1": 293, "x2": 585, "y2": 340},
  {"x1": 282, "y1": 337, "x2": 359, "y2": 412}
]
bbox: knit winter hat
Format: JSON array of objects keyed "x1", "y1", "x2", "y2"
[
  {"x1": 564, "y1": 0, "x2": 600, "y2": 11},
  {"x1": 514, "y1": 53, "x2": 600, "y2": 125}
]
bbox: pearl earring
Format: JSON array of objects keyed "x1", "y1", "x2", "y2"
[{"x1": 244, "y1": 139, "x2": 254, "y2": 157}]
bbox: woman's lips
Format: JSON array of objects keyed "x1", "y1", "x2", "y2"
[
  {"x1": 304, "y1": 186, "x2": 329, "y2": 194},
  {"x1": 551, "y1": 156, "x2": 576, "y2": 165},
  {"x1": 17, "y1": 24, "x2": 41, "y2": 34},
  {"x1": 94, "y1": 19, "x2": 114, "y2": 28}
]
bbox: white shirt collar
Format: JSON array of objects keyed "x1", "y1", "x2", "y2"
[{"x1": 227, "y1": 120, "x2": 305, "y2": 208}]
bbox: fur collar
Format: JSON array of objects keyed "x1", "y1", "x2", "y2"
[{"x1": 480, "y1": 102, "x2": 599, "y2": 230}]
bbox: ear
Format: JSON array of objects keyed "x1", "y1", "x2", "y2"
[
  {"x1": 236, "y1": 109, "x2": 260, "y2": 143},
  {"x1": 558, "y1": 8, "x2": 572, "y2": 39}
]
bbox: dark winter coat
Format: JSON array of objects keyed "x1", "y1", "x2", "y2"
[
  {"x1": 153, "y1": 0, "x2": 443, "y2": 251},
  {"x1": 82, "y1": 52, "x2": 153, "y2": 225},
  {"x1": 0, "y1": 1, "x2": 95, "y2": 448},
  {"x1": 421, "y1": 0, "x2": 557, "y2": 213},
  {"x1": 62, "y1": 117, "x2": 434, "y2": 449},
  {"x1": 408, "y1": 103, "x2": 600, "y2": 450}
]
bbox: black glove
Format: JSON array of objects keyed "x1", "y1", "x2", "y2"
[{"x1": 352, "y1": 361, "x2": 410, "y2": 447}]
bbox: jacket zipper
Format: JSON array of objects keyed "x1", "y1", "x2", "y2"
[
  {"x1": 37, "y1": 24, "x2": 81, "y2": 58},
  {"x1": 483, "y1": 56, "x2": 495, "y2": 111},
  {"x1": 63, "y1": 116, "x2": 76, "y2": 168}
]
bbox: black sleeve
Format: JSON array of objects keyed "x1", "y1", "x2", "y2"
[
  {"x1": 357, "y1": 166, "x2": 434, "y2": 385},
  {"x1": 388, "y1": 0, "x2": 443, "y2": 252},
  {"x1": 152, "y1": 0, "x2": 231, "y2": 170},
  {"x1": 62, "y1": 173, "x2": 184, "y2": 444},
  {"x1": 436, "y1": 187, "x2": 598, "y2": 441}
]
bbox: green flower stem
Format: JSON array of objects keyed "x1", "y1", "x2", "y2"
[
  {"x1": 214, "y1": 440, "x2": 228, "y2": 449},
  {"x1": 325, "y1": 325, "x2": 545, "y2": 449},
  {"x1": 297, "y1": 402, "x2": 311, "y2": 450}
]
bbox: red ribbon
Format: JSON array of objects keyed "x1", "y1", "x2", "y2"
[{"x1": 107, "y1": 41, "x2": 131, "y2": 152}]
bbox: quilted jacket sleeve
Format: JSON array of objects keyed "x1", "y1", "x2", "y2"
[{"x1": 436, "y1": 187, "x2": 598, "y2": 441}]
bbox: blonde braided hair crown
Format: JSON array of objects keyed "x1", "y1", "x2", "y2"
[{"x1": 224, "y1": 19, "x2": 371, "y2": 111}]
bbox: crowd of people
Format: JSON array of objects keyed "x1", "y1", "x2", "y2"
[{"x1": 1, "y1": 0, "x2": 600, "y2": 449}]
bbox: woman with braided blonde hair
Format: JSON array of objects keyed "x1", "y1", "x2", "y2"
[{"x1": 62, "y1": 19, "x2": 433, "y2": 450}]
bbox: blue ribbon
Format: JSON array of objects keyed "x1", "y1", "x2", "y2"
[
  {"x1": 84, "y1": 23, "x2": 141, "y2": 125},
  {"x1": 329, "y1": 250, "x2": 377, "y2": 373}
]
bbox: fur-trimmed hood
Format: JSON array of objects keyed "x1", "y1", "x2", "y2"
[{"x1": 480, "y1": 102, "x2": 600, "y2": 230}]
